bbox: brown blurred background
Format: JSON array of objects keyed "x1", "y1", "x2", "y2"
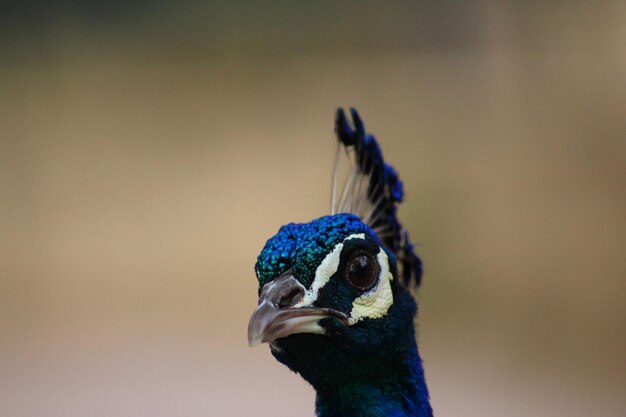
[{"x1": 1, "y1": 1, "x2": 625, "y2": 416}]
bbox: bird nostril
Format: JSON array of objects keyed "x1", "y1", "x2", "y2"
[{"x1": 278, "y1": 287, "x2": 304, "y2": 308}]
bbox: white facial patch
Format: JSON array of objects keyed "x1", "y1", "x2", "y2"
[
  {"x1": 294, "y1": 233, "x2": 394, "y2": 325},
  {"x1": 348, "y1": 250, "x2": 393, "y2": 324}
]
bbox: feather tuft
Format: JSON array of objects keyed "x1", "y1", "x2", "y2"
[{"x1": 332, "y1": 108, "x2": 422, "y2": 287}]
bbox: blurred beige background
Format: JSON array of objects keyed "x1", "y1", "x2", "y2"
[{"x1": 1, "y1": 1, "x2": 625, "y2": 416}]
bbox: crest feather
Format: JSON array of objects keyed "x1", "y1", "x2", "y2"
[{"x1": 331, "y1": 108, "x2": 422, "y2": 287}]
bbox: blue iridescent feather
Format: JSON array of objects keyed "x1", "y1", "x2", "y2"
[{"x1": 256, "y1": 214, "x2": 375, "y2": 288}]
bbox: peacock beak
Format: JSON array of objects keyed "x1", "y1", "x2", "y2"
[{"x1": 248, "y1": 272, "x2": 349, "y2": 347}]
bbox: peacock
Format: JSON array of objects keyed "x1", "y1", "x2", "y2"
[{"x1": 248, "y1": 108, "x2": 433, "y2": 417}]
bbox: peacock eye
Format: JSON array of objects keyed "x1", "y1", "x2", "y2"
[{"x1": 344, "y1": 252, "x2": 379, "y2": 291}]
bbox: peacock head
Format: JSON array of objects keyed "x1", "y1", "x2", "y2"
[{"x1": 247, "y1": 108, "x2": 423, "y2": 388}]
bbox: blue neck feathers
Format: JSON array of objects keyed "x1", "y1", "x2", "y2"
[
  {"x1": 313, "y1": 326, "x2": 432, "y2": 417},
  {"x1": 272, "y1": 287, "x2": 433, "y2": 417}
]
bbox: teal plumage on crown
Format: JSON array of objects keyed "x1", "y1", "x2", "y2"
[{"x1": 256, "y1": 214, "x2": 375, "y2": 288}]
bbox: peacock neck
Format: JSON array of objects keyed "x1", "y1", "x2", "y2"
[{"x1": 313, "y1": 334, "x2": 432, "y2": 417}]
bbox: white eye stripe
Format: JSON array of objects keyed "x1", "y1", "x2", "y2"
[
  {"x1": 296, "y1": 233, "x2": 365, "y2": 307},
  {"x1": 348, "y1": 250, "x2": 394, "y2": 324}
]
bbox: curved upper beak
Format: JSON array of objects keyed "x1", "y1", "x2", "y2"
[{"x1": 247, "y1": 272, "x2": 349, "y2": 347}]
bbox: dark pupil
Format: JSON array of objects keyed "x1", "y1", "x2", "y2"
[{"x1": 347, "y1": 254, "x2": 376, "y2": 289}]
